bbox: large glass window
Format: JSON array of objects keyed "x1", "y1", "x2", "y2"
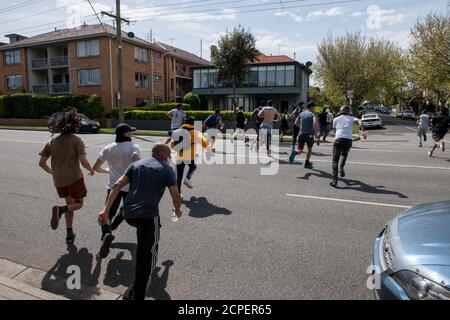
[
  {"x1": 193, "y1": 70, "x2": 201, "y2": 88},
  {"x1": 248, "y1": 67, "x2": 258, "y2": 87},
  {"x1": 135, "y1": 73, "x2": 149, "y2": 88},
  {"x1": 77, "y1": 39, "x2": 100, "y2": 57},
  {"x1": 285, "y1": 65, "x2": 295, "y2": 86},
  {"x1": 208, "y1": 69, "x2": 217, "y2": 88},
  {"x1": 5, "y1": 75, "x2": 22, "y2": 89},
  {"x1": 276, "y1": 65, "x2": 285, "y2": 86},
  {"x1": 4, "y1": 50, "x2": 20, "y2": 65},
  {"x1": 134, "y1": 47, "x2": 148, "y2": 63},
  {"x1": 78, "y1": 68, "x2": 101, "y2": 85},
  {"x1": 201, "y1": 69, "x2": 209, "y2": 88},
  {"x1": 266, "y1": 66, "x2": 276, "y2": 86},
  {"x1": 258, "y1": 66, "x2": 267, "y2": 87}
]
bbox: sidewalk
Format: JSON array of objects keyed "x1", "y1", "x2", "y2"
[{"x1": 0, "y1": 258, "x2": 120, "y2": 300}]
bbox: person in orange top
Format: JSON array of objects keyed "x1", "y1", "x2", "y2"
[{"x1": 170, "y1": 117, "x2": 210, "y2": 194}]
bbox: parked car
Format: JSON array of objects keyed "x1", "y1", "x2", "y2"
[
  {"x1": 371, "y1": 201, "x2": 450, "y2": 300},
  {"x1": 49, "y1": 112, "x2": 101, "y2": 133},
  {"x1": 402, "y1": 109, "x2": 416, "y2": 120},
  {"x1": 362, "y1": 113, "x2": 383, "y2": 129},
  {"x1": 379, "y1": 107, "x2": 390, "y2": 115}
]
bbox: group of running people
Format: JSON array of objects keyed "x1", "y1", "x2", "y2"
[{"x1": 415, "y1": 107, "x2": 450, "y2": 157}]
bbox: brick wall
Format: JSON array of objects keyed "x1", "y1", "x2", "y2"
[{"x1": 0, "y1": 48, "x2": 28, "y2": 94}]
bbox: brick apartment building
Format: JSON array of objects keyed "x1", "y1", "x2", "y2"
[{"x1": 0, "y1": 23, "x2": 209, "y2": 112}]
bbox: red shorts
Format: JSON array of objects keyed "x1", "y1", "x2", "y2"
[{"x1": 56, "y1": 178, "x2": 87, "y2": 200}]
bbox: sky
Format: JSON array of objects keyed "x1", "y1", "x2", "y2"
[{"x1": 0, "y1": 0, "x2": 448, "y2": 75}]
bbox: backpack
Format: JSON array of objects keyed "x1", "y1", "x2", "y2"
[{"x1": 204, "y1": 115, "x2": 217, "y2": 128}]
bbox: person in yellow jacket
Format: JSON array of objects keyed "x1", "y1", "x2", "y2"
[{"x1": 170, "y1": 116, "x2": 210, "y2": 194}]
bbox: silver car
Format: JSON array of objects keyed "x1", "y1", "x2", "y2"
[{"x1": 371, "y1": 201, "x2": 450, "y2": 300}]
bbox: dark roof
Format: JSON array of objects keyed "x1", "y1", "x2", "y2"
[
  {"x1": 156, "y1": 42, "x2": 210, "y2": 66},
  {"x1": 0, "y1": 23, "x2": 166, "y2": 52}
]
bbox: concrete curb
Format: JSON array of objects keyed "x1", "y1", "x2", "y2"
[{"x1": 0, "y1": 258, "x2": 120, "y2": 300}]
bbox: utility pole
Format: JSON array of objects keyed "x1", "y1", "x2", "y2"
[
  {"x1": 101, "y1": 2, "x2": 131, "y2": 123},
  {"x1": 200, "y1": 39, "x2": 203, "y2": 59}
]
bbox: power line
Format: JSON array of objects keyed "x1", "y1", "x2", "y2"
[
  {"x1": 0, "y1": 0, "x2": 45, "y2": 14},
  {"x1": 121, "y1": 0, "x2": 222, "y2": 13},
  {"x1": 86, "y1": 0, "x2": 106, "y2": 30},
  {"x1": 132, "y1": 0, "x2": 363, "y2": 22},
  {"x1": 0, "y1": 0, "x2": 84, "y2": 26}
]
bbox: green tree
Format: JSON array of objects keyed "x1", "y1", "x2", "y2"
[
  {"x1": 212, "y1": 25, "x2": 259, "y2": 125},
  {"x1": 183, "y1": 91, "x2": 201, "y2": 109},
  {"x1": 315, "y1": 32, "x2": 404, "y2": 114},
  {"x1": 408, "y1": 13, "x2": 450, "y2": 109}
]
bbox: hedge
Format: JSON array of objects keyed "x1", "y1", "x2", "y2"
[
  {"x1": 0, "y1": 93, "x2": 104, "y2": 119},
  {"x1": 110, "y1": 109, "x2": 252, "y2": 121},
  {"x1": 136, "y1": 103, "x2": 191, "y2": 111}
]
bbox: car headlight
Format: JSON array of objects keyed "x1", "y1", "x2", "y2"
[
  {"x1": 81, "y1": 121, "x2": 87, "y2": 125},
  {"x1": 392, "y1": 270, "x2": 450, "y2": 300}
]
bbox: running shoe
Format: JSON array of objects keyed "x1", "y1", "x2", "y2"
[
  {"x1": 304, "y1": 162, "x2": 314, "y2": 169},
  {"x1": 66, "y1": 233, "x2": 76, "y2": 244},
  {"x1": 340, "y1": 168, "x2": 346, "y2": 177},
  {"x1": 99, "y1": 233, "x2": 115, "y2": 259},
  {"x1": 330, "y1": 180, "x2": 338, "y2": 187},
  {"x1": 184, "y1": 179, "x2": 193, "y2": 189},
  {"x1": 428, "y1": 150, "x2": 433, "y2": 157}
]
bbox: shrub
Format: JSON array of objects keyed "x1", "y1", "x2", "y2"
[
  {"x1": 183, "y1": 92, "x2": 201, "y2": 109},
  {"x1": 110, "y1": 110, "x2": 252, "y2": 121},
  {"x1": 0, "y1": 96, "x2": 7, "y2": 117},
  {"x1": 137, "y1": 102, "x2": 191, "y2": 111}
]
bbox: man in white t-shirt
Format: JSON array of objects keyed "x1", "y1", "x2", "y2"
[
  {"x1": 93, "y1": 123, "x2": 141, "y2": 258},
  {"x1": 165, "y1": 104, "x2": 186, "y2": 144},
  {"x1": 416, "y1": 110, "x2": 430, "y2": 147},
  {"x1": 330, "y1": 105, "x2": 367, "y2": 187}
]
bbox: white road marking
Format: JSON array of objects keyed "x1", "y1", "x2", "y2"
[{"x1": 286, "y1": 193, "x2": 412, "y2": 209}]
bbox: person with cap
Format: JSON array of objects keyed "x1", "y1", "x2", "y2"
[
  {"x1": 93, "y1": 123, "x2": 141, "y2": 258},
  {"x1": 98, "y1": 144, "x2": 182, "y2": 300},
  {"x1": 170, "y1": 116, "x2": 210, "y2": 194},
  {"x1": 330, "y1": 105, "x2": 367, "y2": 187},
  {"x1": 39, "y1": 107, "x2": 94, "y2": 244}
]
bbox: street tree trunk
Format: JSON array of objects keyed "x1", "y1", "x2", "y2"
[{"x1": 232, "y1": 79, "x2": 237, "y2": 128}]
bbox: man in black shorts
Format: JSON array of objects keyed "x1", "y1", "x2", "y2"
[
  {"x1": 428, "y1": 107, "x2": 450, "y2": 157},
  {"x1": 292, "y1": 102, "x2": 319, "y2": 168}
]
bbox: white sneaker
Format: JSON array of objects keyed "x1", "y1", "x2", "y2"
[
  {"x1": 441, "y1": 141, "x2": 445, "y2": 152},
  {"x1": 183, "y1": 179, "x2": 193, "y2": 189},
  {"x1": 428, "y1": 150, "x2": 433, "y2": 157},
  {"x1": 180, "y1": 193, "x2": 184, "y2": 200}
]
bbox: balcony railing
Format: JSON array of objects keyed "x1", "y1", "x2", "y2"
[
  {"x1": 52, "y1": 83, "x2": 70, "y2": 94},
  {"x1": 31, "y1": 58, "x2": 48, "y2": 70},
  {"x1": 32, "y1": 84, "x2": 49, "y2": 94},
  {"x1": 50, "y1": 56, "x2": 69, "y2": 68}
]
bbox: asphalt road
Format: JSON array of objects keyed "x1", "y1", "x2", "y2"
[{"x1": 0, "y1": 115, "x2": 449, "y2": 300}]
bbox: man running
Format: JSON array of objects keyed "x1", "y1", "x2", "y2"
[
  {"x1": 92, "y1": 123, "x2": 141, "y2": 258},
  {"x1": 232, "y1": 106, "x2": 247, "y2": 144},
  {"x1": 39, "y1": 107, "x2": 94, "y2": 244},
  {"x1": 251, "y1": 101, "x2": 265, "y2": 150},
  {"x1": 291, "y1": 102, "x2": 319, "y2": 168},
  {"x1": 417, "y1": 109, "x2": 430, "y2": 147},
  {"x1": 428, "y1": 107, "x2": 450, "y2": 157},
  {"x1": 330, "y1": 105, "x2": 367, "y2": 187},
  {"x1": 289, "y1": 102, "x2": 305, "y2": 163},
  {"x1": 165, "y1": 103, "x2": 186, "y2": 144},
  {"x1": 317, "y1": 108, "x2": 329, "y2": 144},
  {"x1": 98, "y1": 144, "x2": 182, "y2": 300},
  {"x1": 171, "y1": 117, "x2": 210, "y2": 195},
  {"x1": 258, "y1": 100, "x2": 279, "y2": 156},
  {"x1": 279, "y1": 110, "x2": 290, "y2": 143},
  {"x1": 203, "y1": 109, "x2": 223, "y2": 152}
]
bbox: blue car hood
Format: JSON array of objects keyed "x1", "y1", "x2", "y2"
[{"x1": 388, "y1": 201, "x2": 450, "y2": 270}]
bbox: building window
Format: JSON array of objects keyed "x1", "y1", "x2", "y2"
[
  {"x1": 266, "y1": 66, "x2": 276, "y2": 86},
  {"x1": 77, "y1": 39, "x2": 100, "y2": 57},
  {"x1": 200, "y1": 70, "x2": 208, "y2": 88},
  {"x1": 134, "y1": 47, "x2": 148, "y2": 63},
  {"x1": 135, "y1": 73, "x2": 149, "y2": 88},
  {"x1": 4, "y1": 50, "x2": 20, "y2": 65},
  {"x1": 171, "y1": 78, "x2": 174, "y2": 91},
  {"x1": 285, "y1": 65, "x2": 295, "y2": 86},
  {"x1": 78, "y1": 68, "x2": 101, "y2": 86},
  {"x1": 208, "y1": 69, "x2": 217, "y2": 88},
  {"x1": 154, "y1": 74, "x2": 162, "y2": 81},
  {"x1": 5, "y1": 75, "x2": 22, "y2": 89},
  {"x1": 248, "y1": 67, "x2": 258, "y2": 87},
  {"x1": 153, "y1": 51, "x2": 161, "y2": 59},
  {"x1": 193, "y1": 70, "x2": 201, "y2": 89},
  {"x1": 258, "y1": 66, "x2": 267, "y2": 87},
  {"x1": 276, "y1": 65, "x2": 285, "y2": 86}
]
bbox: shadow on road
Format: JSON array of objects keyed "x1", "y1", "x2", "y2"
[
  {"x1": 183, "y1": 196, "x2": 232, "y2": 218},
  {"x1": 103, "y1": 242, "x2": 172, "y2": 300},
  {"x1": 41, "y1": 245, "x2": 102, "y2": 300},
  {"x1": 298, "y1": 169, "x2": 408, "y2": 199}
]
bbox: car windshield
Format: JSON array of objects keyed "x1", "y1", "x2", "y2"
[{"x1": 363, "y1": 114, "x2": 377, "y2": 118}]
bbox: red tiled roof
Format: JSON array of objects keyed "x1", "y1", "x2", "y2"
[
  {"x1": 0, "y1": 23, "x2": 166, "y2": 52},
  {"x1": 252, "y1": 54, "x2": 295, "y2": 64},
  {"x1": 156, "y1": 42, "x2": 210, "y2": 66}
]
